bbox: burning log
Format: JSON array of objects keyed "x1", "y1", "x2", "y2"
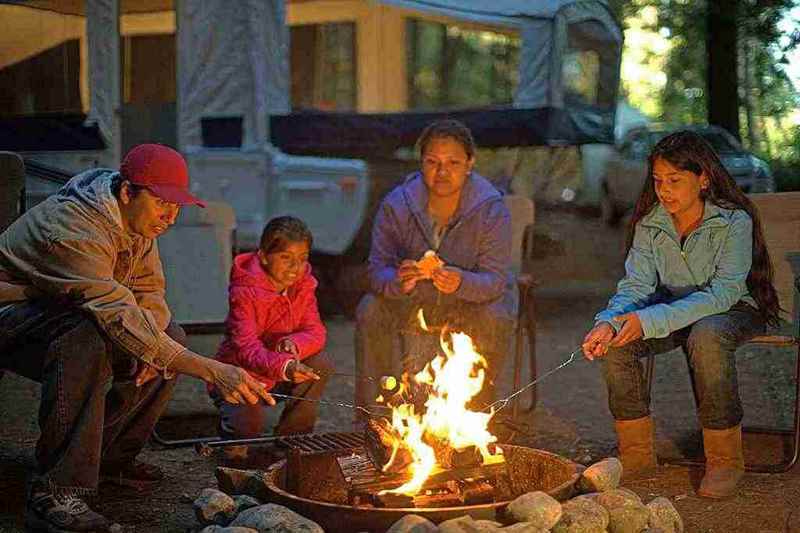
[
  {"x1": 364, "y1": 418, "x2": 412, "y2": 473},
  {"x1": 426, "y1": 439, "x2": 482, "y2": 470}
]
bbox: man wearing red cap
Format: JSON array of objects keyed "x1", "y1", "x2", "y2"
[{"x1": 0, "y1": 144, "x2": 273, "y2": 532}]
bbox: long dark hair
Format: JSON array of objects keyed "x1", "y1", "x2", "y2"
[{"x1": 627, "y1": 130, "x2": 780, "y2": 326}]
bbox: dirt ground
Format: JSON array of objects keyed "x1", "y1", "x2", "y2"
[{"x1": 1, "y1": 207, "x2": 799, "y2": 532}]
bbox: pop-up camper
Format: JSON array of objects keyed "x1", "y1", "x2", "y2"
[{"x1": 0, "y1": 0, "x2": 622, "y2": 321}]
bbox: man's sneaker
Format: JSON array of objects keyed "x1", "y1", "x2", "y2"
[
  {"x1": 26, "y1": 489, "x2": 116, "y2": 532},
  {"x1": 99, "y1": 460, "x2": 164, "y2": 490}
]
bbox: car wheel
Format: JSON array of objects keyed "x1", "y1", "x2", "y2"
[{"x1": 600, "y1": 187, "x2": 620, "y2": 226}]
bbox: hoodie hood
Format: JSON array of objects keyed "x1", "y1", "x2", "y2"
[
  {"x1": 60, "y1": 169, "x2": 125, "y2": 229},
  {"x1": 230, "y1": 252, "x2": 317, "y2": 294}
]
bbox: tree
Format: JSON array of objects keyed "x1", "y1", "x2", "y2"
[{"x1": 706, "y1": 0, "x2": 741, "y2": 139}]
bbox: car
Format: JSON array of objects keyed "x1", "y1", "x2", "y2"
[{"x1": 599, "y1": 124, "x2": 776, "y2": 224}]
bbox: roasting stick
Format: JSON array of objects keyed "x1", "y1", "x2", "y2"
[
  {"x1": 484, "y1": 345, "x2": 583, "y2": 414},
  {"x1": 269, "y1": 392, "x2": 392, "y2": 417}
]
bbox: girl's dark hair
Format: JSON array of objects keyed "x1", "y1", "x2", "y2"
[
  {"x1": 416, "y1": 119, "x2": 476, "y2": 160},
  {"x1": 627, "y1": 130, "x2": 780, "y2": 326},
  {"x1": 259, "y1": 216, "x2": 313, "y2": 255}
]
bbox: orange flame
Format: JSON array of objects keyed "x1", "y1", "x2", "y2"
[{"x1": 378, "y1": 311, "x2": 504, "y2": 495}]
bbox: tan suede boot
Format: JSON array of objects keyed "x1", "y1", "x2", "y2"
[
  {"x1": 615, "y1": 415, "x2": 657, "y2": 479},
  {"x1": 697, "y1": 424, "x2": 744, "y2": 499}
]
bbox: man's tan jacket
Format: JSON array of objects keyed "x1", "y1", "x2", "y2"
[{"x1": 0, "y1": 169, "x2": 185, "y2": 372}]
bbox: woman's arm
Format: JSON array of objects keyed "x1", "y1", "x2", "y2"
[
  {"x1": 636, "y1": 212, "x2": 752, "y2": 339},
  {"x1": 595, "y1": 224, "x2": 659, "y2": 331},
  {"x1": 367, "y1": 201, "x2": 407, "y2": 298},
  {"x1": 453, "y1": 201, "x2": 511, "y2": 303},
  {"x1": 225, "y1": 287, "x2": 294, "y2": 380}
]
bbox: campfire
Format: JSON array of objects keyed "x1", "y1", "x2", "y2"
[{"x1": 363, "y1": 313, "x2": 505, "y2": 500}]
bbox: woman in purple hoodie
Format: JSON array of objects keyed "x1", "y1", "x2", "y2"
[{"x1": 355, "y1": 120, "x2": 517, "y2": 415}]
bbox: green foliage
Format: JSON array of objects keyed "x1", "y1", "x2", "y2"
[{"x1": 619, "y1": 0, "x2": 799, "y2": 181}]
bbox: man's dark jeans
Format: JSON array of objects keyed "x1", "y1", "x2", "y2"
[
  {"x1": 601, "y1": 302, "x2": 765, "y2": 430},
  {"x1": 355, "y1": 293, "x2": 514, "y2": 414},
  {"x1": 212, "y1": 352, "x2": 334, "y2": 438},
  {"x1": 0, "y1": 301, "x2": 183, "y2": 497}
]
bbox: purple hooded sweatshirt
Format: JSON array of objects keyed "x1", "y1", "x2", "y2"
[{"x1": 367, "y1": 170, "x2": 517, "y2": 319}]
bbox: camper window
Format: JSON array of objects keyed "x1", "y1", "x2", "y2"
[
  {"x1": 406, "y1": 19, "x2": 520, "y2": 110},
  {"x1": 290, "y1": 23, "x2": 357, "y2": 111}
]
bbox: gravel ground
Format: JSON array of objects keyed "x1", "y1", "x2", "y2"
[{"x1": 1, "y1": 207, "x2": 798, "y2": 532}]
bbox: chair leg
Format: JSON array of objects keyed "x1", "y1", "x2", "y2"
[
  {"x1": 740, "y1": 340, "x2": 800, "y2": 473},
  {"x1": 526, "y1": 285, "x2": 537, "y2": 412}
]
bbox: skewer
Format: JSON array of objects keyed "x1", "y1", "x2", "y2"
[
  {"x1": 270, "y1": 392, "x2": 392, "y2": 417},
  {"x1": 484, "y1": 345, "x2": 583, "y2": 414}
]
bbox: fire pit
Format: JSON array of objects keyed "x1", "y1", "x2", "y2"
[
  {"x1": 251, "y1": 433, "x2": 580, "y2": 533},
  {"x1": 221, "y1": 325, "x2": 582, "y2": 531}
]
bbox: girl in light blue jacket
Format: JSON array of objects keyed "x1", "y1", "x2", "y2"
[{"x1": 583, "y1": 131, "x2": 780, "y2": 499}]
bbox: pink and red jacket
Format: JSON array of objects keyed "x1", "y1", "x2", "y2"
[{"x1": 215, "y1": 252, "x2": 326, "y2": 390}]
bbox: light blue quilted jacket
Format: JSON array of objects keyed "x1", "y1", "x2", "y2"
[{"x1": 595, "y1": 201, "x2": 757, "y2": 339}]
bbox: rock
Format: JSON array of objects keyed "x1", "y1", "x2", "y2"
[
  {"x1": 552, "y1": 498, "x2": 610, "y2": 533},
  {"x1": 387, "y1": 514, "x2": 439, "y2": 533},
  {"x1": 606, "y1": 504, "x2": 651, "y2": 533},
  {"x1": 200, "y1": 526, "x2": 258, "y2": 533},
  {"x1": 575, "y1": 488, "x2": 648, "y2": 533},
  {"x1": 506, "y1": 491, "x2": 562, "y2": 530},
  {"x1": 232, "y1": 495, "x2": 262, "y2": 515},
  {"x1": 215, "y1": 467, "x2": 270, "y2": 501},
  {"x1": 230, "y1": 503, "x2": 324, "y2": 532},
  {"x1": 500, "y1": 523, "x2": 548, "y2": 532},
  {"x1": 647, "y1": 497, "x2": 683, "y2": 533},
  {"x1": 439, "y1": 515, "x2": 500, "y2": 532},
  {"x1": 193, "y1": 488, "x2": 237, "y2": 526},
  {"x1": 577, "y1": 458, "x2": 623, "y2": 493}
]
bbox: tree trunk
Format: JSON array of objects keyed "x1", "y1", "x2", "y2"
[
  {"x1": 741, "y1": 37, "x2": 758, "y2": 149},
  {"x1": 706, "y1": 0, "x2": 741, "y2": 140}
]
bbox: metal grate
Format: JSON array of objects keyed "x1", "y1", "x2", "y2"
[{"x1": 276, "y1": 431, "x2": 364, "y2": 453}]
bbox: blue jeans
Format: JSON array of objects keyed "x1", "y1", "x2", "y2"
[
  {"x1": 0, "y1": 300, "x2": 182, "y2": 496},
  {"x1": 601, "y1": 302, "x2": 765, "y2": 430},
  {"x1": 354, "y1": 293, "x2": 515, "y2": 413},
  {"x1": 213, "y1": 352, "x2": 333, "y2": 438}
]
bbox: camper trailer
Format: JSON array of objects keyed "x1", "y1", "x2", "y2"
[{"x1": 0, "y1": 0, "x2": 622, "y2": 320}]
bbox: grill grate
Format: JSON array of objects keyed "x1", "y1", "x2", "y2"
[{"x1": 275, "y1": 431, "x2": 364, "y2": 453}]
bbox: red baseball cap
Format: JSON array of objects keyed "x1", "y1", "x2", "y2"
[{"x1": 120, "y1": 144, "x2": 206, "y2": 207}]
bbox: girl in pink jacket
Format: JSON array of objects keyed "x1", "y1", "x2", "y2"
[{"x1": 213, "y1": 216, "x2": 331, "y2": 439}]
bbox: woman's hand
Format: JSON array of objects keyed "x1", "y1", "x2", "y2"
[
  {"x1": 582, "y1": 322, "x2": 615, "y2": 360},
  {"x1": 397, "y1": 259, "x2": 424, "y2": 294},
  {"x1": 285, "y1": 359, "x2": 320, "y2": 383},
  {"x1": 431, "y1": 266, "x2": 462, "y2": 294},
  {"x1": 610, "y1": 312, "x2": 643, "y2": 347},
  {"x1": 211, "y1": 361, "x2": 276, "y2": 406}
]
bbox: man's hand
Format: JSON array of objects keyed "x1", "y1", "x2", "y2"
[
  {"x1": 610, "y1": 312, "x2": 643, "y2": 347},
  {"x1": 285, "y1": 359, "x2": 320, "y2": 384},
  {"x1": 582, "y1": 322, "x2": 615, "y2": 360},
  {"x1": 134, "y1": 363, "x2": 160, "y2": 387},
  {"x1": 397, "y1": 259, "x2": 424, "y2": 294},
  {"x1": 211, "y1": 361, "x2": 275, "y2": 405},
  {"x1": 431, "y1": 266, "x2": 462, "y2": 294}
]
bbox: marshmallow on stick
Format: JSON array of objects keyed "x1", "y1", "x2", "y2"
[{"x1": 415, "y1": 250, "x2": 444, "y2": 279}]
